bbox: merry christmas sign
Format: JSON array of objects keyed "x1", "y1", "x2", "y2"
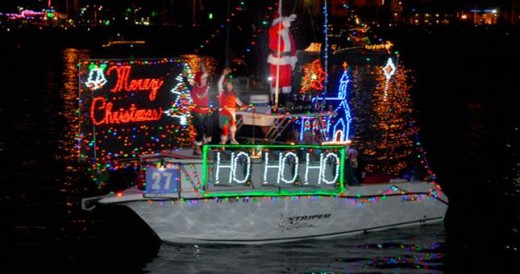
[{"x1": 78, "y1": 58, "x2": 191, "y2": 162}]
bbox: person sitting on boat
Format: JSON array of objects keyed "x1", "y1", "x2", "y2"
[
  {"x1": 267, "y1": 12, "x2": 298, "y2": 108},
  {"x1": 183, "y1": 61, "x2": 212, "y2": 155},
  {"x1": 345, "y1": 146, "x2": 360, "y2": 186},
  {"x1": 217, "y1": 68, "x2": 244, "y2": 144}
]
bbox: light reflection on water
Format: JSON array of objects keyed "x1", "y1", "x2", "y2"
[{"x1": 145, "y1": 224, "x2": 445, "y2": 273}]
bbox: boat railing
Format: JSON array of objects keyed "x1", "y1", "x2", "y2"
[
  {"x1": 139, "y1": 153, "x2": 203, "y2": 199},
  {"x1": 138, "y1": 144, "x2": 347, "y2": 199}
]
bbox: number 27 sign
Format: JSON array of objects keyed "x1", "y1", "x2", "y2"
[{"x1": 145, "y1": 167, "x2": 180, "y2": 196}]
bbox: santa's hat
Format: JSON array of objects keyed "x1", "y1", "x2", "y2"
[{"x1": 194, "y1": 71, "x2": 208, "y2": 86}]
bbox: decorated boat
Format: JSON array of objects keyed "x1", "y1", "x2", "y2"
[
  {"x1": 78, "y1": 52, "x2": 448, "y2": 244},
  {"x1": 82, "y1": 146, "x2": 447, "y2": 245},
  {"x1": 79, "y1": 4, "x2": 447, "y2": 245}
]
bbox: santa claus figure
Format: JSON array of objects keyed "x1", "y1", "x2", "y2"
[{"x1": 267, "y1": 13, "x2": 298, "y2": 105}]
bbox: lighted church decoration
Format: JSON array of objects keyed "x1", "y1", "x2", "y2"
[{"x1": 313, "y1": 61, "x2": 353, "y2": 145}]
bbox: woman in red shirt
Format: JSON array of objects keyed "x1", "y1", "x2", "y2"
[
  {"x1": 184, "y1": 62, "x2": 212, "y2": 155},
  {"x1": 217, "y1": 68, "x2": 244, "y2": 144}
]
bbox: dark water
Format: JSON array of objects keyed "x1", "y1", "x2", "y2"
[
  {"x1": 146, "y1": 225, "x2": 446, "y2": 274},
  {"x1": 1, "y1": 25, "x2": 519, "y2": 273}
]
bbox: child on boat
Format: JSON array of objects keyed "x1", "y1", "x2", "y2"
[{"x1": 217, "y1": 68, "x2": 244, "y2": 144}]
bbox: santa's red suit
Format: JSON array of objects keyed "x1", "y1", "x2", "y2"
[{"x1": 267, "y1": 14, "x2": 298, "y2": 96}]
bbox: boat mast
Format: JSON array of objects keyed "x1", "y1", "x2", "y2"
[
  {"x1": 323, "y1": 0, "x2": 328, "y2": 96},
  {"x1": 225, "y1": 0, "x2": 231, "y2": 67},
  {"x1": 274, "y1": 0, "x2": 283, "y2": 109}
]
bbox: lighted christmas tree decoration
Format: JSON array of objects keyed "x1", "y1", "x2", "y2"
[
  {"x1": 165, "y1": 62, "x2": 195, "y2": 126},
  {"x1": 346, "y1": 57, "x2": 422, "y2": 176}
]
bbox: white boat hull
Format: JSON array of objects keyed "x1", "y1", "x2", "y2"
[{"x1": 97, "y1": 182, "x2": 448, "y2": 245}]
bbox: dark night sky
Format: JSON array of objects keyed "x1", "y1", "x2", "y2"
[{"x1": 1, "y1": 1, "x2": 515, "y2": 13}]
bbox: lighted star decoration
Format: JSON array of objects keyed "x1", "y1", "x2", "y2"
[
  {"x1": 383, "y1": 58, "x2": 396, "y2": 80},
  {"x1": 85, "y1": 64, "x2": 108, "y2": 91},
  {"x1": 383, "y1": 57, "x2": 396, "y2": 99},
  {"x1": 300, "y1": 59, "x2": 326, "y2": 94}
]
